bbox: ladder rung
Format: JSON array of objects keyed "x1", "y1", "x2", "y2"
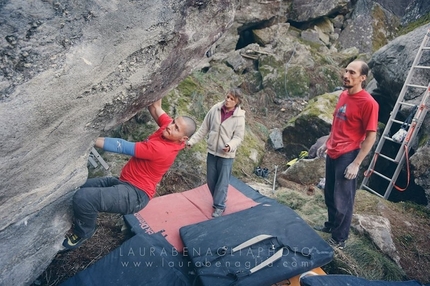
[
  {"x1": 406, "y1": 83, "x2": 428, "y2": 89},
  {"x1": 90, "y1": 147, "x2": 109, "y2": 170},
  {"x1": 414, "y1": 65, "x2": 430, "y2": 69},
  {"x1": 398, "y1": 101, "x2": 416, "y2": 107},
  {"x1": 370, "y1": 170, "x2": 392, "y2": 182},
  {"x1": 383, "y1": 135, "x2": 397, "y2": 143},
  {"x1": 390, "y1": 118, "x2": 409, "y2": 125},
  {"x1": 361, "y1": 185, "x2": 384, "y2": 198},
  {"x1": 378, "y1": 153, "x2": 397, "y2": 162},
  {"x1": 422, "y1": 47, "x2": 430, "y2": 50},
  {"x1": 88, "y1": 156, "x2": 98, "y2": 168}
]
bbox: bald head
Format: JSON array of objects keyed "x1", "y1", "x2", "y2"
[{"x1": 180, "y1": 116, "x2": 197, "y2": 138}]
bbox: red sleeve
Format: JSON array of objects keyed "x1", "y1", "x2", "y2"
[
  {"x1": 134, "y1": 140, "x2": 158, "y2": 160},
  {"x1": 133, "y1": 113, "x2": 172, "y2": 159},
  {"x1": 158, "y1": 113, "x2": 172, "y2": 127}
]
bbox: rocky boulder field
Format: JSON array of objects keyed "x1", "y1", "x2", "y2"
[{"x1": 1, "y1": 0, "x2": 430, "y2": 285}]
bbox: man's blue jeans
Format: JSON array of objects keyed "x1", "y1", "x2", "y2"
[
  {"x1": 206, "y1": 153, "x2": 234, "y2": 210},
  {"x1": 324, "y1": 150, "x2": 359, "y2": 243},
  {"x1": 72, "y1": 177, "x2": 149, "y2": 238}
]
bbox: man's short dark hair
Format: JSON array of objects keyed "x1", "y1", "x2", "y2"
[
  {"x1": 354, "y1": 60, "x2": 369, "y2": 88},
  {"x1": 360, "y1": 61, "x2": 369, "y2": 77}
]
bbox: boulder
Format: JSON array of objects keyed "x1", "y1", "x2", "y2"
[
  {"x1": 258, "y1": 53, "x2": 287, "y2": 97},
  {"x1": 280, "y1": 157, "x2": 326, "y2": 186},
  {"x1": 314, "y1": 25, "x2": 331, "y2": 46},
  {"x1": 352, "y1": 214, "x2": 402, "y2": 267},
  {"x1": 337, "y1": 0, "x2": 399, "y2": 54},
  {"x1": 368, "y1": 23, "x2": 430, "y2": 205},
  {"x1": 374, "y1": 0, "x2": 412, "y2": 18},
  {"x1": 410, "y1": 145, "x2": 430, "y2": 206},
  {"x1": 269, "y1": 128, "x2": 284, "y2": 150},
  {"x1": 225, "y1": 51, "x2": 251, "y2": 74},
  {"x1": 289, "y1": 0, "x2": 350, "y2": 22},
  {"x1": 369, "y1": 23, "x2": 430, "y2": 124},
  {"x1": 253, "y1": 23, "x2": 291, "y2": 47},
  {"x1": 331, "y1": 15, "x2": 345, "y2": 29},
  {"x1": 0, "y1": 0, "x2": 237, "y2": 284},
  {"x1": 281, "y1": 91, "x2": 339, "y2": 159},
  {"x1": 402, "y1": 0, "x2": 430, "y2": 25},
  {"x1": 301, "y1": 29, "x2": 324, "y2": 45},
  {"x1": 212, "y1": 0, "x2": 287, "y2": 53}
]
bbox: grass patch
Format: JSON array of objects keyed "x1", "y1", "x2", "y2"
[
  {"x1": 345, "y1": 236, "x2": 407, "y2": 281},
  {"x1": 354, "y1": 189, "x2": 381, "y2": 214},
  {"x1": 323, "y1": 234, "x2": 407, "y2": 281},
  {"x1": 276, "y1": 191, "x2": 308, "y2": 210},
  {"x1": 275, "y1": 188, "x2": 327, "y2": 225},
  {"x1": 399, "y1": 201, "x2": 430, "y2": 218}
]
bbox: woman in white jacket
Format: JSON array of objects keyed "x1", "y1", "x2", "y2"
[{"x1": 187, "y1": 88, "x2": 246, "y2": 217}]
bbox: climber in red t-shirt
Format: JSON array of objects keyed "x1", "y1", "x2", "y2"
[
  {"x1": 314, "y1": 60, "x2": 379, "y2": 250},
  {"x1": 62, "y1": 98, "x2": 196, "y2": 250}
]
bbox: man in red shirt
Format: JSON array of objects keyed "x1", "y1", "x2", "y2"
[
  {"x1": 315, "y1": 60, "x2": 379, "y2": 249},
  {"x1": 62, "y1": 98, "x2": 196, "y2": 250}
]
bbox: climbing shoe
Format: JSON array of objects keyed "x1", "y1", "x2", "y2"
[
  {"x1": 313, "y1": 225, "x2": 332, "y2": 233},
  {"x1": 254, "y1": 166, "x2": 262, "y2": 176},
  {"x1": 262, "y1": 168, "x2": 269, "y2": 178},
  {"x1": 327, "y1": 237, "x2": 345, "y2": 250},
  {"x1": 62, "y1": 228, "x2": 96, "y2": 250},
  {"x1": 212, "y1": 208, "x2": 225, "y2": 218},
  {"x1": 62, "y1": 233, "x2": 88, "y2": 250}
]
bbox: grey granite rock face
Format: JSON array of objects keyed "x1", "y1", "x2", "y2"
[
  {"x1": 352, "y1": 214, "x2": 401, "y2": 267},
  {"x1": 410, "y1": 145, "x2": 430, "y2": 207},
  {"x1": 1, "y1": 0, "x2": 429, "y2": 283},
  {"x1": 0, "y1": 0, "x2": 237, "y2": 284},
  {"x1": 402, "y1": 0, "x2": 430, "y2": 25},
  {"x1": 289, "y1": 0, "x2": 350, "y2": 22},
  {"x1": 369, "y1": 23, "x2": 430, "y2": 123}
]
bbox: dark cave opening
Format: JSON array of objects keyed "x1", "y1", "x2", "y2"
[
  {"x1": 235, "y1": 19, "x2": 275, "y2": 50},
  {"x1": 236, "y1": 29, "x2": 256, "y2": 50},
  {"x1": 363, "y1": 140, "x2": 428, "y2": 206}
]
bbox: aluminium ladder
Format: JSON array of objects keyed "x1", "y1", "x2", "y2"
[
  {"x1": 88, "y1": 147, "x2": 109, "y2": 170},
  {"x1": 361, "y1": 28, "x2": 430, "y2": 199}
]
